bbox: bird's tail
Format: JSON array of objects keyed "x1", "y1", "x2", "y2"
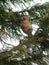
[{"x1": 28, "y1": 33, "x2": 34, "y2": 38}]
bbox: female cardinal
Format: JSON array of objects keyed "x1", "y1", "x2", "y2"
[{"x1": 20, "y1": 15, "x2": 33, "y2": 38}]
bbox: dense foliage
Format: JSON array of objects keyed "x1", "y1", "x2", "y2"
[{"x1": 0, "y1": 0, "x2": 49, "y2": 65}]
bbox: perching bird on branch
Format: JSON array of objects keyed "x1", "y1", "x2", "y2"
[{"x1": 20, "y1": 15, "x2": 33, "y2": 38}]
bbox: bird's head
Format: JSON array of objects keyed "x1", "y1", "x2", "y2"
[{"x1": 19, "y1": 15, "x2": 30, "y2": 22}]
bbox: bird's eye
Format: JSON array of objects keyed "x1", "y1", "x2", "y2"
[{"x1": 23, "y1": 18, "x2": 26, "y2": 20}]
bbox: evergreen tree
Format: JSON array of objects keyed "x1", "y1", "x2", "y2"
[{"x1": 0, "y1": 0, "x2": 49, "y2": 65}]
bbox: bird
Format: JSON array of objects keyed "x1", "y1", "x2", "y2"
[{"x1": 19, "y1": 15, "x2": 33, "y2": 38}]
